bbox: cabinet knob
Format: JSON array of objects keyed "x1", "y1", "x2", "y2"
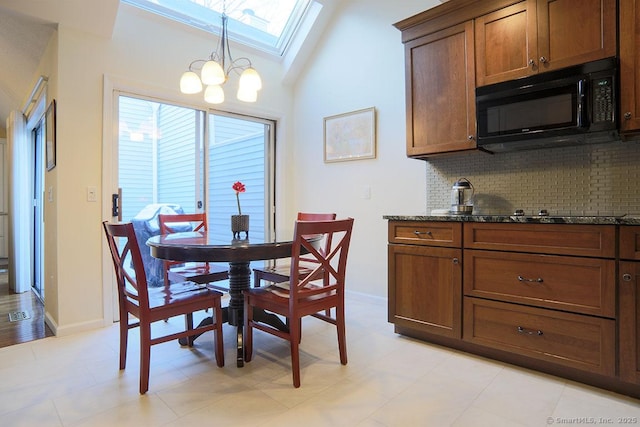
[
  {"x1": 452, "y1": 258, "x2": 459, "y2": 265},
  {"x1": 468, "y1": 135, "x2": 475, "y2": 141},
  {"x1": 539, "y1": 56, "x2": 548, "y2": 63},
  {"x1": 528, "y1": 58, "x2": 535, "y2": 68},
  {"x1": 623, "y1": 273, "x2": 633, "y2": 282},
  {"x1": 624, "y1": 112, "x2": 632, "y2": 120}
]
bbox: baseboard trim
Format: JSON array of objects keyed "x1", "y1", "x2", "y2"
[{"x1": 44, "y1": 312, "x2": 107, "y2": 337}]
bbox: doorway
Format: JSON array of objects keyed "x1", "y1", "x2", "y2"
[{"x1": 0, "y1": 98, "x2": 53, "y2": 347}]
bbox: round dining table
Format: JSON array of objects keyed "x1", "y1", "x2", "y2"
[{"x1": 147, "y1": 231, "x2": 296, "y2": 367}]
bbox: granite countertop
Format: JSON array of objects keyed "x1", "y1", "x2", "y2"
[{"x1": 383, "y1": 214, "x2": 640, "y2": 225}]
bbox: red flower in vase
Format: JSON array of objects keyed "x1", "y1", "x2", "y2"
[{"x1": 232, "y1": 181, "x2": 246, "y2": 215}]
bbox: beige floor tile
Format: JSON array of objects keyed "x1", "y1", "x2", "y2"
[
  {"x1": 452, "y1": 405, "x2": 529, "y2": 427},
  {"x1": 367, "y1": 369, "x2": 486, "y2": 427},
  {"x1": 1, "y1": 295, "x2": 638, "y2": 427},
  {"x1": 469, "y1": 366, "x2": 567, "y2": 427}
]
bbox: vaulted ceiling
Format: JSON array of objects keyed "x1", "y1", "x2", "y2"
[{"x1": 0, "y1": 0, "x2": 120, "y2": 130}]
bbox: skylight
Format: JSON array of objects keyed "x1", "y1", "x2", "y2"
[{"x1": 122, "y1": 0, "x2": 312, "y2": 56}]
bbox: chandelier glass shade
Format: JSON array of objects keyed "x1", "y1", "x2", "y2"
[{"x1": 179, "y1": 13, "x2": 262, "y2": 104}]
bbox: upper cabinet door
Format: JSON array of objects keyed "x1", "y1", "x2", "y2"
[
  {"x1": 475, "y1": 0, "x2": 616, "y2": 87},
  {"x1": 537, "y1": 0, "x2": 616, "y2": 72},
  {"x1": 404, "y1": 21, "x2": 477, "y2": 157},
  {"x1": 475, "y1": 0, "x2": 538, "y2": 87},
  {"x1": 620, "y1": 0, "x2": 640, "y2": 135}
]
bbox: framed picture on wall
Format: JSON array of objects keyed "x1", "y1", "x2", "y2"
[
  {"x1": 324, "y1": 107, "x2": 376, "y2": 163},
  {"x1": 46, "y1": 99, "x2": 56, "y2": 171}
]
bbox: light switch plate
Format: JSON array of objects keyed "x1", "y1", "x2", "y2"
[
  {"x1": 87, "y1": 186, "x2": 97, "y2": 202},
  {"x1": 361, "y1": 185, "x2": 371, "y2": 200}
]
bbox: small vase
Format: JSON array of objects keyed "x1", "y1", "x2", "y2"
[{"x1": 231, "y1": 214, "x2": 249, "y2": 239}]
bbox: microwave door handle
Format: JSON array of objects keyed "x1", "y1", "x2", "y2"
[{"x1": 577, "y1": 79, "x2": 588, "y2": 129}]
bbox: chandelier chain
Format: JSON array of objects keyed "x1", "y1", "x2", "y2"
[{"x1": 179, "y1": 0, "x2": 262, "y2": 103}]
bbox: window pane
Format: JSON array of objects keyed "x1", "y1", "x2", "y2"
[
  {"x1": 118, "y1": 96, "x2": 202, "y2": 221},
  {"x1": 207, "y1": 114, "x2": 267, "y2": 243}
]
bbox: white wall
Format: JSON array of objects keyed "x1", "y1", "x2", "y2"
[
  {"x1": 292, "y1": 0, "x2": 435, "y2": 299},
  {"x1": 46, "y1": 3, "x2": 299, "y2": 334},
  {"x1": 27, "y1": 0, "x2": 437, "y2": 333}
]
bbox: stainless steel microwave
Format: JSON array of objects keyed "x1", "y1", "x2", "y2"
[{"x1": 475, "y1": 57, "x2": 618, "y2": 153}]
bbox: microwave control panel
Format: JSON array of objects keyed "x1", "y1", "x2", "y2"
[{"x1": 592, "y1": 77, "x2": 614, "y2": 123}]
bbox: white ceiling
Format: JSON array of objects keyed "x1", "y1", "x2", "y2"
[{"x1": 0, "y1": 0, "x2": 120, "y2": 129}]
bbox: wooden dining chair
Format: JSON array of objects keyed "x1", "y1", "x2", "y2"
[
  {"x1": 252, "y1": 212, "x2": 336, "y2": 287},
  {"x1": 243, "y1": 217, "x2": 354, "y2": 387},
  {"x1": 103, "y1": 221, "x2": 225, "y2": 394},
  {"x1": 158, "y1": 213, "x2": 229, "y2": 292}
]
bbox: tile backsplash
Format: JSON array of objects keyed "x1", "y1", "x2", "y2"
[{"x1": 425, "y1": 141, "x2": 640, "y2": 216}]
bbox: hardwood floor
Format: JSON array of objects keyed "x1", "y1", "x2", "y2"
[{"x1": 0, "y1": 271, "x2": 53, "y2": 348}]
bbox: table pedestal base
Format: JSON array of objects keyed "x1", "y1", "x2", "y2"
[{"x1": 178, "y1": 260, "x2": 288, "y2": 367}]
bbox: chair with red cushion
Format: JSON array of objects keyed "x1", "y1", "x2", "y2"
[
  {"x1": 158, "y1": 213, "x2": 229, "y2": 292},
  {"x1": 243, "y1": 217, "x2": 354, "y2": 387},
  {"x1": 103, "y1": 221, "x2": 224, "y2": 394}
]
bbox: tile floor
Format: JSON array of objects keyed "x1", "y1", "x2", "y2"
[{"x1": 1, "y1": 294, "x2": 639, "y2": 427}]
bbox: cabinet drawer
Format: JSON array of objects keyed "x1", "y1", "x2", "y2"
[
  {"x1": 389, "y1": 221, "x2": 462, "y2": 247},
  {"x1": 620, "y1": 226, "x2": 640, "y2": 261},
  {"x1": 464, "y1": 298, "x2": 615, "y2": 376},
  {"x1": 463, "y1": 223, "x2": 615, "y2": 257},
  {"x1": 464, "y1": 250, "x2": 615, "y2": 317}
]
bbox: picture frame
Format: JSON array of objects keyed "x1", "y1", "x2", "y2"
[
  {"x1": 324, "y1": 107, "x2": 376, "y2": 163},
  {"x1": 46, "y1": 99, "x2": 56, "y2": 171}
]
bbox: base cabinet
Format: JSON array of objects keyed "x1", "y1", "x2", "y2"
[
  {"x1": 388, "y1": 220, "x2": 639, "y2": 398},
  {"x1": 463, "y1": 222, "x2": 616, "y2": 377},
  {"x1": 619, "y1": 226, "x2": 640, "y2": 385},
  {"x1": 388, "y1": 221, "x2": 462, "y2": 339}
]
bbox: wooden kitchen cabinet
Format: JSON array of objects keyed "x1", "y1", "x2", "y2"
[
  {"x1": 388, "y1": 221, "x2": 462, "y2": 338},
  {"x1": 475, "y1": 0, "x2": 616, "y2": 86},
  {"x1": 463, "y1": 222, "x2": 616, "y2": 375},
  {"x1": 401, "y1": 21, "x2": 477, "y2": 157},
  {"x1": 395, "y1": 0, "x2": 616, "y2": 157},
  {"x1": 463, "y1": 250, "x2": 615, "y2": 317},
  {"x1": 386, "y1": 218, "x2": 640, "y2": 398},
  {"x1": 475, "y1": 0, "x2": 537, "y2": 86},
  {"x1": 619, "y1": 0, "x2": 640, "y2": 135},
  {"x1": 619, "y1": 226, "x2": 640, "y2": 385},
  {"x1": 465, "y1": 298, "x2": 615, "y2": 375}
]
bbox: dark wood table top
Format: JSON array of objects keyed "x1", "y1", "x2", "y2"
[{"x1": 147, "y1": 231, "x2": 295, "y2": 263}]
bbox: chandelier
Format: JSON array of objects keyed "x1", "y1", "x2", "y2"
[{"x1": 179, "y1": 4, "x2": 262, "y2": 104}]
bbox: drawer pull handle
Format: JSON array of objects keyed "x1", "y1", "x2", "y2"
[
  {"x1": 517, "y1": 275, "x2": 543, "y2": 283},
  {"x1": 517, "y1": 326, "x2": 543, "y2": 336},
  {"x1": 413, "y1": 230, "x2": 432, "y2": 236}
]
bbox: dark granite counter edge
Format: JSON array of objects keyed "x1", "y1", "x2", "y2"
[{"x1": 383, "y1": 215, "x2": 640, "y2": 225}]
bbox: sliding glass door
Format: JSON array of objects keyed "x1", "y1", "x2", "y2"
[
  {"x1": 114, "y1": 94, "x2": 274, "y2": 299},
  {"x1": 117, "y1": 94, "x2": 273, "y2": 240}
]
